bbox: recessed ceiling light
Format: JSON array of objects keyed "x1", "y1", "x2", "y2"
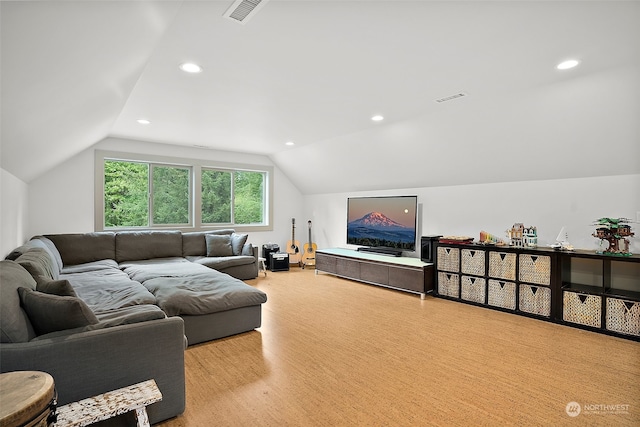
[
  {"x1": 179, "y1": 62, "x2": 203, "y2": 73},
  {"x1": 136, "y1": 119, "x2": 151, "y2": 125},
  {"x1": 371, "y1": 115, "x2": 384, "y2": 122},
  {"x1": 285, "y1": 141, "x2": 295, "y2": 146},
  {"x1": 557, "y1": 59, "x2": 579, "y2": 70}
]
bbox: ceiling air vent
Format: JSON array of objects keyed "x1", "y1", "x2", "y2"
[
  {"x1": 223, "y1": 0, "x2": 269, "y2": 25},
  {"x1": 435, "y1": 93, "x2": 467, "y2": 103}
]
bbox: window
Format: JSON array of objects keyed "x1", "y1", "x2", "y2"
[
  {"x1": 103, "y1": 160, "x2": 191, "y2": 228},
  {"x1": 152, "y1": 165, "x2": 191, "y2": 225},
  {"x1": 96, "y1": 151, "x2": 272, "y2": 232},
  {"x1": 103, "y1": 160, "x2": 149, "y2": 227},
  {"x1": 201, "y1": 169, "x2": 265, "y2": 225}
]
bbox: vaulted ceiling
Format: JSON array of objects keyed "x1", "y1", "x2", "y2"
[{"x1": 2, "y1": 1, "x2": 639, "y2": 194}]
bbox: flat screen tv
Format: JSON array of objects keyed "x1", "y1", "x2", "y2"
[{"x1": 347, "y1": 195, "x2": 418, "y2": 255}]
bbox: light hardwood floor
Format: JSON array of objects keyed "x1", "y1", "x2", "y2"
[{"x1": 158, "y1": 267, "x2": 639, "y2": 426}]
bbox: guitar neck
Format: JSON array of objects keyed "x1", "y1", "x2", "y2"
[{"x1": 291, "y1": 219, "x2": 297, "y2": 245}]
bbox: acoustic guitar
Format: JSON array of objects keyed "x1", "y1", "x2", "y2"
[
  {"x1": 302, "y1": 220, "x2": 317, "y2": 269},
  {"x1": 286, "y1": 218, "x2": 302, "y2": 265}
]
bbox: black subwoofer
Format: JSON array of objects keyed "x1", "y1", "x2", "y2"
[{"x1": 420, "y1": 235, "x2": 441, "y2": 263}]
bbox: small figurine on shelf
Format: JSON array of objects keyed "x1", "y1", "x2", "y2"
[
  {"x1": 506, "y1": 223, "x2": 537, "y2": 248},
  {"x1": 592, "y1": 217, "x2": 635, "y2": 256},
  {"x1": 479, "y1": 230, "x2": 505, "y2": 246},
  {"x1": 549, "y1": 227, "x2": 574, "y2": 251}
]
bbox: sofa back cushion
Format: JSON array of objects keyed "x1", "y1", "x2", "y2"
[
  {"x1": 5, "y1": 237, "x2": 63, "y2": 274},
  {"x1": 45, "y1": 232, "x2": 116, "y2": 266},
  {"x1": 116, "y1": 231, "x2": 183, "y2": 262},
  {"x1": 0, "y1": 260, "x2": 37, "y2": 343},
  {"x1": 15, "y1": 248, "x2": 59, "y2": 280},
  {"x1": 182, "y1": 229, "x2": 235, "y2": 256}
]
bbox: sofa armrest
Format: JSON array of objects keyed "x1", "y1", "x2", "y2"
[{"x1": 0, "y1": 316, "x2": 185, "y2": 424}]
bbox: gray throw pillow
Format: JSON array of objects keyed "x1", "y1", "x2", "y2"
[
  {"x1": 0, "y1": 260, "x2": 38, "y2": 343},
  {"x1": 205, "y1": 234, "x2": 233, "y2": 257},
  {"x1": 242, "y1": 242, "x2": 253, "y2": 256},
  {"x1": 35, "y1": 276, "x2": 77, "y2": 297},
  {"x1": 18, "y1": 287, "x2": 99, "y2": 336},
  {"x1": 230, "y1": 233, "x2": 249, "y2": 256},
  {"x1": 15, "y1": 248, "x2": 58, "y2": 280}
]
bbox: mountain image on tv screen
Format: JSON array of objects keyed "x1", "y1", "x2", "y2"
[{"x1": 346, "y1": 196, "x2": 417, "y2": 250}]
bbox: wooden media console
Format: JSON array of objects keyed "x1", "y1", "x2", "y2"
[{"x1": 315, "y1": 248, "x2": 434, "y2": 299}]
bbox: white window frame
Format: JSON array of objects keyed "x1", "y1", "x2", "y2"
[{"x1": 95, "y1": 150, "x2": 273, "y2": 232}]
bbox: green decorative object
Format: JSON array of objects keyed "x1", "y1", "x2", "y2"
[{"x1": 592, "y1": 217, "x2": 635, "y2": 256}]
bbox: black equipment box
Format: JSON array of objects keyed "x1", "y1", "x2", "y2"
[
  {"x1": 269, "y1": 252, "x2": 290, "y2": 272},
  {"x1": 262, "y1": 244, "x2": 280, "y2": 270}
]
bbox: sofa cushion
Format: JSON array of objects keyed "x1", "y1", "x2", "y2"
[
  {"x1": 30, "y1": 305, "x2": 168, "y2": 342},
  {"x1": 60, "y1": 266, "x2": 156, "y2": 313},
  {"x1": 116, "y1": 231, "x2": 183, "y2": 262},
  {"x1": 18, "y1": 287, "x2": 99, "y2": 336},
  {"x1": 31, "y1": 236, "x2": 64, "y2": 273},
  {"x1": 35, "y1": 276, "x2": 77, "y2": 297},
  {"x1": 45, "y1": 232, "x2": 116, "y2": 266},
  {"x1": 205, "y1": 234, "x2": 233, "y2": 257},
  {"x1": 0, "y1": 261, "x2": 37, "y2": 343},
  {"x1": 61, "y1": 259, "x2": 119, "y2": 274},
  {"x1": 189, "y1": 255, "x2": 256, "y2": 271},
  {"x1": 6, "y1": 237, "x2": 63, "y2": 274},
  {"x1": 94, "y1": 305, "x2": 167, "y2": 326},
  {"x1": 182, "y1": 229, "x2": 235, "y2": 257},
  {"x1": 119, "y1": 258, "x2": 267, "y2": 317},
  {"x1": 15, "y1": 248, "x2": 59, "y2": 280},
  {"x1": 230, "y1": 233, "x2": 248, "y2": 256}
]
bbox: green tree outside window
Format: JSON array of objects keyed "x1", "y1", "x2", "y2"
[{"x1": 105, "y1": 159, "x2": 265, "y2": 228}]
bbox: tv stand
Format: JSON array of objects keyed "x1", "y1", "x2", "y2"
[
  {"x1": 357, "y1": 246, "x2": 402, "y2": 257},
  {"x1": 316, "y1": 248, "x2": 434, "y2": 298}
]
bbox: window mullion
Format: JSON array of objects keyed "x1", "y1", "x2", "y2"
[
  {"x1": 230, "y1": 171, "x2": 235, "y2": 225},
  {"x1": 193, "y1": 165, "x2": 201, "y2": 228},
  {"x1": 148, "y1": 163, "x2": 154, "y2": 227}
]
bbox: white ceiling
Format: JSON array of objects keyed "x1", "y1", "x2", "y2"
[{"x1": 2, "y1": 1, "x2": 639, "y2": 194}]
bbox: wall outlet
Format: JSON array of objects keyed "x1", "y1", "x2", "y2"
[{"x1": 637, "y1": 211, "x2": 640, "y2": 223}]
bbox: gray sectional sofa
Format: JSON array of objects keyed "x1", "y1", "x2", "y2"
[{"x1": 0, "y1": 229, "x2": 267, "y2": 425}]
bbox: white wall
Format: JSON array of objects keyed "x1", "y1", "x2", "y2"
[
  {"x1": 20, "y1": 136, "x2": 640, "y2": 258},
  {"x1": 303, "y1": 174, "x2": 640, "y2": 256},
  {"x1": 1, "y1": 168, "x2": 29, "y2": 257},
  {"x1": 28, "y1": 137, "x2": 304, "y2": 252}
]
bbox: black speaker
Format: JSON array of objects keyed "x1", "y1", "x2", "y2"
[
  {"x1": 269, "y1": 252, "x2": 290, "y2": 272},
  {"x1": 262, "y1": 244, "x2": 280, "y2": 270},
  {"x1": 420, "y1": 235, "x2": 441, "y2": 263}
]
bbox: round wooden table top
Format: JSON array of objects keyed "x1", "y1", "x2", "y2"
[{"x1": 0, "y1": 371, "x2": 55, "y2": 427}]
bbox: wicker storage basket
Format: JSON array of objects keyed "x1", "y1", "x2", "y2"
[
  {"x1": 519, "y1": 284, "x2": 551, "y2": 317},
  {"x1": 519, "y1": 254, "x2": 551, "y2": 285},
  {"x1": 437, "y1": 272, "x2": 459, "y2": 298},
  {"x1": 562, "y1": 291, "x2": 602, "y2": 328},
  {"x1": 461, "y1": 276, "x2": 486, "y2": 304},
  {"x1": 606, "y1": 297, "x2": 640, "y2": 337},
  {"x1": 437, "y1": 247, "x2": 460, "y2": 273},
  {"x1": 487, "y1": 279, "x2": 516, "y2": 310},
  {"x1": 461, "y1": 249, "x2": 485, "y2": 276},
  {"x1": 488, "y1": 252, "x2": 516, "y2": 280}
]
